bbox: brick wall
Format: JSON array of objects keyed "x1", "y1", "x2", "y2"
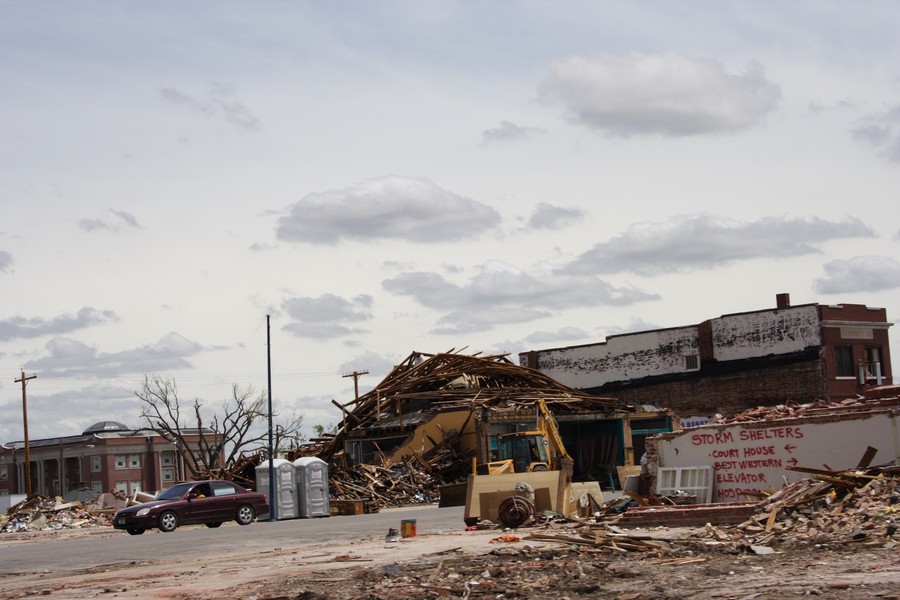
[{"x1": 593, "y1": 350, "x2": 828, "y2": 418}]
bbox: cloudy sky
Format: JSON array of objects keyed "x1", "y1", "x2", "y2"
[{"x1": 2, "y1": 2, "x2": 900, "y2": 444}]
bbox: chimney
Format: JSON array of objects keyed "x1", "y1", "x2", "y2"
[{"x1": 776, "y1": 293, "x2": 791, "y2": 309}]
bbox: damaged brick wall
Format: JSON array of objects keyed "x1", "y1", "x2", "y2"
[{"x1": 599, "y1": 351, "x2": 828, "y2": 417}]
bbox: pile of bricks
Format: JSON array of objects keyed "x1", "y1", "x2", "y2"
[{"x1": 617, "y1": 501, "x2": 758, "y2": 528}]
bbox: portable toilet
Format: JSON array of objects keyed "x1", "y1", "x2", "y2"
[
  {"x1": 293, "y1": 456, "x2": 330, "y2": 518},
  {"x1": 255, "y1": 458, "x2": 299, "y2": 520}
]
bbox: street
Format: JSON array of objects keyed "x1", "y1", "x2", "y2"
[{"x1": 0, "y1": 504, "x2": 466, "y2": 574}]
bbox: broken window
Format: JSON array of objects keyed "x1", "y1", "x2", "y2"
[
  {"x1": 834, "y1": 345, "x2": 854, "y2": 377},
  {"x1": 864, "y1": 347, "x2": 882, "y2": 380}
]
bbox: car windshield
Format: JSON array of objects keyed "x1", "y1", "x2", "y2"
[{"x1": 155, "y1": 482, "x2": 193, "y2": 501}]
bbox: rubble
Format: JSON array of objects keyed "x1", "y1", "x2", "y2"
[{"x1": 0, "y1": 493, "x2": 117, "y2": 533}]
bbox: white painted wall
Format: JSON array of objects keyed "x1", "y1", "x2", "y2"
[
  {"x1": 534, "y1": 326, "x2": 698, "y2": 390},
  {"x1": 655, "y1": 413, "x2": 900, "y2": 502},
  {"x1": 712, "y1": 305, "x2": 821, "y2": 362}
]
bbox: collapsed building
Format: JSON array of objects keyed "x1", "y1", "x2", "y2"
[{"x1": 313, "y1": 350, "x2": 672, "y2": 505}]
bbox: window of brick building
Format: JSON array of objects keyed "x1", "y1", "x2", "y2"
[
  {"x1": 864, "y1": 347, "x2": 883, "y2": 379},
  {"x1": 91, "y1": 481, "x2": 102, "y2": 494},
  {"x1": 685, "y1": 354, "x2": 699, "y2": 370},
  {"x1": 128, "y1": 454, "x2": 141, "y2": 468},
  {"x1": 91, "y1": 456, "x2": 102, "y2": 472},
  {"x1": 115, "y1": 455, "x2": 126, "y2": 470},
  {"x1": 834, "y1": 345, "x2": 854, "y2": 378}
]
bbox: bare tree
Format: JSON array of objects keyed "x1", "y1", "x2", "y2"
[{"x1": 133, "y1": 375, "x2": 304, "y2": 480}]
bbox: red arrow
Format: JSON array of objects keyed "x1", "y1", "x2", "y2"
[
  {"x1": 787, "y1": 458, "x2": 799, "y2": 467},
  {"x1": 784, "y1": 444, "x2": 797, "y2": 453}
]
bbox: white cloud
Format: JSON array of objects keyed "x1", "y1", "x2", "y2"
[
  {"x1": 527, "y1": 202, "x2": 585, "y2": 230},
  {"x1": 79, "y1": 209, "x2": 141, "y2": 233},
  {"x1": 0, "y1": 308, "x2": 118, "y2": 341},
  {"x1": 23, "y1": 333, "x2": 203, "y2": 378},
  {"x1": 481, "y1": 120, "x2": 546, "y2": 144},
  {"x1": 813, "y1": 256, "x2": 900, "y2": 294},
  {"x1": 560, "y1": 214, "x2": 875, "y2": 276},
  {"x1": 852, "y1": 102, "x2": 900, "y2": 163},
  {"x1": 276, "y1": 176, "x2": 501, "y2": 244},
  {"x1": 0, "y1": 250, "x2": 11, "y2": 272},
  {"x1": 383, "y1": 261, "x2": 659, "y2": 333},
  {"x1": 159, "y1": 82, "x2": 261, "y2": 130},
  {"x1": 281, "y1": 294, "x2": 373, "y2": 340},
  {"x1": 523, "y1": 327, "x2": 592, "y2": 345},
  {"x1": 537, "y1": 53, "x2": 781, "y2": 137}
]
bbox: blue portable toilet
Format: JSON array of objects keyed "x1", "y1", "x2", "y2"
[
  {"x1": 255, "y1": 458, "x2": 299, "y2": 520},
  {"x1": 293, "y1": 456, "x2": 330, "y2": 518}
]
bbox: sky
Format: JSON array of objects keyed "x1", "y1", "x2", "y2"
[{"x1": 2, "y1": 1, "x2": 900, "y2": 445}]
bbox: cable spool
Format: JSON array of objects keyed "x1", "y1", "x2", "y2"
[{"x1": 497, "y1": 494, "x2": 535, "y2": 528}]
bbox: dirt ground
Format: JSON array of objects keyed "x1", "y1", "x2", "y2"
[{"x1": 0, "y1": 519, "x2": 898, "y2": 600}]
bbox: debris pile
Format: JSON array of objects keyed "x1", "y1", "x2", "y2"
[
  {"x1": 713, "y1": 396, "x2": 900, "y2": 424},
  {"x1": 330, "y1": 462, "x2": 441, "y2": 511},
  {"x1": 0, "y1": 494, "x2": 115, "y2": 533},
  {"x1": 732, "y1": 462, "x2": 899, "y2": 549}
]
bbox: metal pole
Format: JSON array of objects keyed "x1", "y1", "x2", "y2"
[
  {"x1": 266, "y1": 315, "x2": 275, "y2": 521},
  {"x1": 15, "y1": 370, "x2": 36, "y2": 498}
]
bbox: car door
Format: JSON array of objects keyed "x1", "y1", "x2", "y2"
[
  {"x1": 184, "y1": 482, "x2": 218, "y2": 524},
  {"x1": 209, "y1": 481, "x2": 240, "y2": 520}
]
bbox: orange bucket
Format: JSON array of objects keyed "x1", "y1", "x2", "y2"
[{"x1": 401, "y1": 519, "x2": 417, "y2": 538}]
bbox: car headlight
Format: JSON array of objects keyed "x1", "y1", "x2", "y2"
[{"x1": 136, "y1": 508, "x2": 151, "y2": 517}]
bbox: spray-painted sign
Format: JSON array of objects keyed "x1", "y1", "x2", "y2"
[{"x1": 655, "y1": 414, "x2": 898, "y2": 502}]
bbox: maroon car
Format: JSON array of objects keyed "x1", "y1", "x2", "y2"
[{"x1": 113, "y1": 480, "x2": 269, "y2": 535}]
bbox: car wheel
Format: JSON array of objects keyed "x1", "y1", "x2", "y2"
[
  {"x1": 158, "y1": 510, "x2": 179, "y2": 532},
  {"x1": 126, "y1": 528, "x2": 145, "y2": 535},
  {"x1": 235, "y1": 504, "x2": 256, "y2": 525},
  {"x1": 205, "y1": 522, "x2": 222, "y2": 528}
]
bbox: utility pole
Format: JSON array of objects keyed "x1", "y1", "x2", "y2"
[
  {"x1": 342, "y1": 370, "x2": 368, "y2": 400},
  {"x1": 15, "y1": 370, "x2": 36, "y2": 498}
]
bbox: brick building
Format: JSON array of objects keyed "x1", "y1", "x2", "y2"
[
  {"x1": 520, "y1": 294, "x2": 893, "y2": 420},
  {"x1": 0, "y1": 421, "x2": 215, "y2": 501}
]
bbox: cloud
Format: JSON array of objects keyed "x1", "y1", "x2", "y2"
[
  {"x1": 0, "y1": 250, "x2": 11, "y2": 272},
  {"x1": 23, "y1": 332, "x2": 203, "y2": 377},
  {"x1": 481, "y1": 120, "x2": 546, "y2": 144},
  {"x1": 852, "y1": 102, "x2": 900, "y2": 162},
  {"x1": 559, "y1": 214, "x2": 875, "y2": 276},
  {"x1": 813, "y1": 256, "x2": 900, "y2": 294},
  {"x1": 79, "y1": 209, "x2": 141, "y2": 233},
  {"x1": 281, "y1": 293, "x2": 373, "y2": 339},
  {"x1": 383, "y1": 261, "x2": 659, "y2": 333},
  {"x1": 159, "y1": 82, "x2": 261, "y2": 130},
  {"x1": 527, "y1": 202, "x2": 585, "y2": 230},
  {"x1": 0, "y1": 307, "x2": 118, "y2": 341},
  {"x1": 275, "y1": 176, "x2": 501, "y2": 244},
  {"x1": 522, "y1": 327, "x2": 592, "y2": 345},
  {"x1": 339, "y1": 351, "x2": 399, "y2": 382},
  {"x1": 537, "y1": 53, "x2": 781, "y2": 137}
]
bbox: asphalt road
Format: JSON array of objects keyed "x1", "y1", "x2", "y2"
[{"x1": 0, "y1": 504, "x2": 467, "y2": 574}]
